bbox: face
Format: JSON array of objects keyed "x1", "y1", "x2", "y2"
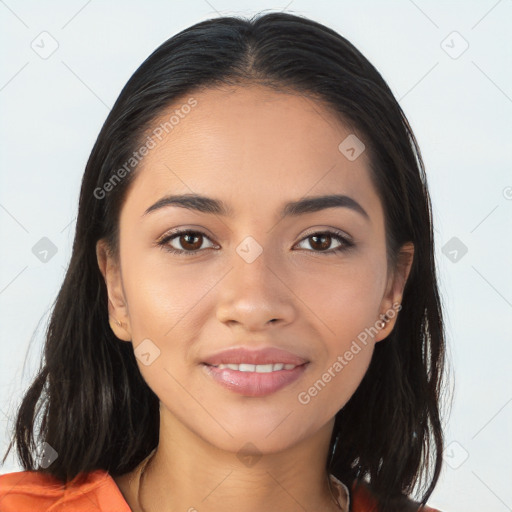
[{"x1": 97, "y1": 84, "x2": 413, "y2": 455}]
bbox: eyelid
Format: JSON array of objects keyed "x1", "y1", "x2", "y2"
[
  {"x1": 298, "y1": 226, "x2": 354, "y2": 244},
  {"x1": 155, "y1": 225, "x2": 215, "y2": 244}
]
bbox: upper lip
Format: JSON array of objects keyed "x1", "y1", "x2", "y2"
[{"x1": 202, "y1": 347, "x2": 309, "y2": 366}]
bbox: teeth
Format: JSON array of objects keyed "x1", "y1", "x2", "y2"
[{"x1": 215, "y1": 363, "x2": 298, "y2": 372}]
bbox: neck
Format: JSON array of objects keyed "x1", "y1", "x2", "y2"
[{"x1": 122, "y1": 405, "x2": 345, "y2": 512}]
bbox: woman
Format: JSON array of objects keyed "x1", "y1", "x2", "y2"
[{"x1": 0, "y1": 11, "x2": 447, "y2": 512}]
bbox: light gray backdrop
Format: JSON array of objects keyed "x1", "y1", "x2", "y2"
[{"x1": 1, "y1": 1, "x2": 511, "y2": 511}]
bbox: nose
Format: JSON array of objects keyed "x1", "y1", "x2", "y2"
[{"x1": 215, "y1": 247, "x2": 297, "y2": 332}]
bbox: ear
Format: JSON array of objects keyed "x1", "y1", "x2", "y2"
[
  {"x1": 374, "y1": 242, "x2": 414, "y2": 342},
  {"x1": 96, "y1": 238, "x2": 132, "y2": 341}
]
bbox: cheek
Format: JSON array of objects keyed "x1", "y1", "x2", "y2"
[
  {"x1": 302, "y1": 256, "x2": 387, "y2": 338},
  {"x1": 297, "y1": 300, "x2": 377, "y2": 425},
  {"x1": 296, "y1": 257, "x2": 385, "y2": 406},
  {"x1": 299, "y1": 346, "x2": 373, "y2": 426},
  {"x1": 121, "y1": 249, "x2": 207, "y2": 340}
]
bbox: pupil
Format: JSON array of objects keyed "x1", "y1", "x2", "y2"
[
  {"x1": 312, "y1": 235, "x2": 330, "y2": 250},
  {"x1": 183, "y1": 233, "x2": 200, "y2": 249}
]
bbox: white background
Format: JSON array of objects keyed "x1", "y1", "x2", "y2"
[{"x1": 1, "y1": 1, "x2": 511, "y2": 511}]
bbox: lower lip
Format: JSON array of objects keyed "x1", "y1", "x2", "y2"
[{"x1": 202, "y1": 363, "x2": 309, "y2": 397}]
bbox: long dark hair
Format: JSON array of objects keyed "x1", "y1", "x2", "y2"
[{"x1": 3, "y1": 11, "x2": 448, "y2": 512}]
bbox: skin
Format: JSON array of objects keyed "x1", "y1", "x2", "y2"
[{"x1": 96, "y1": 84, "x2": 414, "y2": 512}]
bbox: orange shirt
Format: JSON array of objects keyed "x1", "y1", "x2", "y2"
[{"x1": 0, "y1": 469, "x2": 442, "y2": 511}]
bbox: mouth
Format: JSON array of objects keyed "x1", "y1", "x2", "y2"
[{"x1": 201, "y1": 361, "x2": 309, "y2": 397}]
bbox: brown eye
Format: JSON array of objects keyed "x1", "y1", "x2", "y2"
[
  {"x1": 158, "y1": 229, "x2": 353, "y2": 257},
  {"x1": 295, "y1": 230, "x2": 354, "y2": 254},
  {"x1": 308, "y1": 234, "x2": 333, "y2": 251},
  {"x1": 178, "y1": 232, "x2": 203, "y2": 251},
  {"x1": 158, "y1": 230, "x2": 217, "y2": 256}
]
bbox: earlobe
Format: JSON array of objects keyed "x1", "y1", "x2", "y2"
[
  {"x1": 95, "y1": 239, "x2": 132, "y2": 342},
  {"x1": 374, "y1": 242, "x2": 414, "y2": 343},
  {"x1": 107, "y1": 302, "x2": 132, "y2": 341}
]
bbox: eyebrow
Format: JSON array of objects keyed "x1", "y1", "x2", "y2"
[{"x1": 143, "y1": 193, "x2": 370, "y2": 221}]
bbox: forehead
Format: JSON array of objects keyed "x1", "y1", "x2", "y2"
[{"x1": 124, "y1": 84, "x2": 383, "y2": 225}]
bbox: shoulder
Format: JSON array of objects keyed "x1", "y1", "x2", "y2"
[
  {"x1": 349, "y1": 478, "x2": 444, "y2": 512},
  {"x1": 0, "y1": 469, "x2": 131, "y2": 512}
]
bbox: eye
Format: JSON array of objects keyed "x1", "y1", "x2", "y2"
[
  {"x1": 157, "y1": 229, "x2": 217, "y2": 256},
  {"x1": 157, "y1": 228, "x2": 354, "y2": 256},
  {"x1": 294, "y1": 230, "x2": 354, "y2": 254}
]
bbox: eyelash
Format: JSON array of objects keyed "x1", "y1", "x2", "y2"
[{"x1": 156, "y1": 229, "x2": 355, "y2": 257}]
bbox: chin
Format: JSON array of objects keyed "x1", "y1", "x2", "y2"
[{"x1": 194, "y1": 419, "x2": 315, "y2": 457}]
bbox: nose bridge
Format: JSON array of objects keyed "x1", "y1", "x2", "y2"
[
  {"x1": 215, "y1": 234, "x2": 296, "y2": 328},
  {"x1": 232, "y1": 233, "x2": 281, "y2": 299}
]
